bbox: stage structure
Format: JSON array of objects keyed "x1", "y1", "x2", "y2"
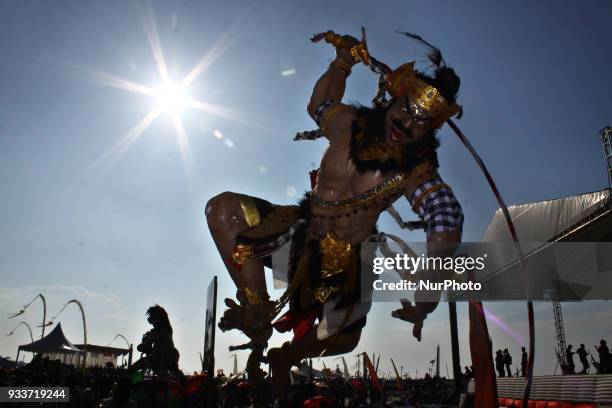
[
  {"x1": 202, "y1": 276, "x2": 218, "y2": 375},
  {"x1": 480, "y1": 187, "x2": 612, "y2": 289},
  {"x1": 481, "y1": 187, "x2": 611, "y2": 375},
  {"x1": 552, "y1": 300, "x2": 567, "y2": 373}
]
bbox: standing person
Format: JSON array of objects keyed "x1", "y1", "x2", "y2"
[
  {"x1": 503, "y1": 349, "x2": 512, "y2": 377},
  {"x1": 521, "y1": 347, "x2": 528, "y2": 377},
  {"x1": 206, "y1": 29, "x2": 464, "y2": 398},
  {"x1": 495, "y1": 350, "x2": 505, "y2": 378},
  {"x1": 596, "y1": 339, "x2": 610, "y2": 374},
  {"x1": 463, "y1": 366, "x2": 473, "y2": 379},
  {"x1": 566, "y1": 345, "x2": 576, "y2": 375},
  {"x1": 576, "y1": 344, "x2": 589, "y2": 374}
]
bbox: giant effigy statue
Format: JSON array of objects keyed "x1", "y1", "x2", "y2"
[{"x1": 207, "y1": 29, "x2": 531, "y2": 405}]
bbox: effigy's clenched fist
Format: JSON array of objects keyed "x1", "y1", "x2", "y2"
[
  {"x1": 218, "y1": 289, "x2": 275, "y2": 345},
  {"x1": 391, "y1": 299, "x2": 428, "y2": 342},
  {"x1": 311, "y1": 27, "x2": 370, "y2": 65}
]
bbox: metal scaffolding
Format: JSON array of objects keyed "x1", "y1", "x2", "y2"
[
  {"x1": 552, "y1": 301, "x2": 568, "y2": 371},
  {"x1": 601, "y1": 126, "x2": 612, "y2": 188}
]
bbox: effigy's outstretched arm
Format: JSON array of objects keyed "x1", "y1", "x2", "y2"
[{"x1": 390, "y1": 230, "x2": 461, "y2": 341}]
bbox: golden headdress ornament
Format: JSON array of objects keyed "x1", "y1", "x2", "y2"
[
  {"x1": 385, "y1": 62, "x2": 460, "y2": 128},
  {"x1": 307, "y1": 29, "x2": 463, "y2": 135}
]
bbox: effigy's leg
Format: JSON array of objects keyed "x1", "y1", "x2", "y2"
[
  {"x1": 205, "y1": 192, "x2": 276, "y2": 345},
  {"x1": 206, "y1": 191, "x2": 267, "y2": 292},
  {"x1": 268, "y1": 327, "x2": 361, "y2": 397}
]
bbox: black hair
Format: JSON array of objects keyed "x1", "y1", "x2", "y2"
[
  {"x1": 396, "y1": 31, "x2": 463, "y2": 117},
  {"x1": 147, "y1": 305, "x2": 173, "y2": 333},
  {"x1": 416, "y1": 66, "x2": 461, "y2": 105}
]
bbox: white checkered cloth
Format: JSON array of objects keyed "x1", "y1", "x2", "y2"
[{"x1": 409, "y1": 179, "x2": 464, "y2": 239}]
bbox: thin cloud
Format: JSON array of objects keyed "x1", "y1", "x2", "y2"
[{"x1": 0, "y1": 285, "x2": 121, "y2": 309}]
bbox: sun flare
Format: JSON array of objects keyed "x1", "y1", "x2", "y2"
[
  {"x1": 81, "y1": 0, "x2": 261, "y2": 192},
  {"x1": 155, "y1": 81, "x2": 185, "y2": 114}
]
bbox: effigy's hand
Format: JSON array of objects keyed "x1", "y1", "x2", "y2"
[
  {"x1": 311, "y1": 28, "x2": 370, "y2": 65},
  {"x1": 391, "y1": 299, "x2": 426, "y2": 341},
  {"x1": 219, "y1": 291, "x2": 275, "y2": 345}
]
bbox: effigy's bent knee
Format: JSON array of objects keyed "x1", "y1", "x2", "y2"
[{"x1": 205, "y1": 191, "x2": 242, "y2": 231}]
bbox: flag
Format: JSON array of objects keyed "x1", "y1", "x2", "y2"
[
  {"x1": 390, "y1": 358, "x2": 404, "y2": 391},
  {"x1": 363, "y1": 353, "x2": 381, "y2": 390}
]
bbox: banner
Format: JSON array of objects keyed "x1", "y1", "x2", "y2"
[{"x1": 203, "y1": 276, "x2": 218, "y2": 375}]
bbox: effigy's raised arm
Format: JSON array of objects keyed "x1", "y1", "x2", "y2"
[{"x1": 306, "y1": 30, "x2": 369, "y2": 140}]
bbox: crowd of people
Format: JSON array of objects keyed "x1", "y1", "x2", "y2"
[
  {"x1": 565, "y1": 339, "x2": 611, "y2": 375},
  {"x1": 0, "y1": 356, "x2": 461, "y2": 407},
  {"x1": 494, "y1": 347, "x2": 527, "y2": 377},
  {"x1": 493, "y1": 339, "x2": 611, "y2": 378},
  {"x1": 0, "y1": 356, "x2": 214, "y2": 407}
]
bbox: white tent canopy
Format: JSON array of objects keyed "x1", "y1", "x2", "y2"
[
  {"x1": 18, "y1": 323, "x2": 82, "y2": 354},
  {"x1": 481, "y1": 188, "x2": 611, "y2": 243},
  {"x1": 473, "y1": 188, "x2": 612, "y2": 301}
]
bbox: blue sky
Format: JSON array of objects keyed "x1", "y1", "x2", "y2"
[{"x1": 1, "y1": 0, "x2": 611, "y2": 377}]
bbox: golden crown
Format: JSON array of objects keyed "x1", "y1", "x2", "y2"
[{"x1": 385, "y1": 62, "x2": 460, "y2": 128}]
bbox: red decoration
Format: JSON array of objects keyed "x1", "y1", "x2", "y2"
[
  {"x1": 273, "y1": 306, "x2": 320, "y2": 342},
  {"x1": 469, "y1": 301, "x2": 498, "y2": 408},
  {"x1": 304, "y1": 395, "x2": 333, "y2": 408}
]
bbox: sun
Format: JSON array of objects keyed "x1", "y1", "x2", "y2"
[
  {"x1": 81, "y1": 0, "x2": 262, "y2": 192},
  {"x1": 155, "y1": 81, "x2": 185, "y2": 114}
]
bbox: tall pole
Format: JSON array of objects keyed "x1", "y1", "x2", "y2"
[
  {"x1": 107, "y1": 334, "x2": 130, "y2": 349},
  {"x1": 9, "y1": 294, "x2": 47, "y2": 338},
  {"x1": 448, "y1": 302, "x2": 462, "y2": 391},
  {"x1": 53, "y1": 299, "x2": 87, "y2": 369},
  {"x1": 435, "y1": 344, "x2": 440, "y2": 378},
  {"x1": 308, "y1": 358, "x2": 313, "y2": 381},
  {"x1": 363, "y1": 353, "x2": 367, "y2": 381},
  {"x1": 600, "y1": 126, "x2": 612, "y2": 188},
  {"x1": 38, "y1": 295, "x2": 47, "y2": 338},
  {"x1": 7, "y1": 322, "x2": 34, "y2": 343}
]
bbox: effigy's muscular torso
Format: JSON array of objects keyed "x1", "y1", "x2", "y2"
[{"x1": 311, "y1": 132, "x2": 420, "y2": 244}]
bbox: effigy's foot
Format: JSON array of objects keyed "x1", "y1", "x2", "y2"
[
  {"x1": 218, "y1": 289, "x2": 275, "y2": 345},
  {"x1": 267, "y1": 342, "x2": 294, "y2": 398},
  {"x1": 245, "y1": 343, "x2": 267, "y2": 381}
]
